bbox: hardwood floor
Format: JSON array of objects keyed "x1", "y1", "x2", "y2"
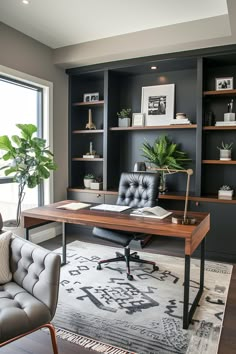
[{"x1": 2, "y1": 231, "x2": 236, "y2": 354}]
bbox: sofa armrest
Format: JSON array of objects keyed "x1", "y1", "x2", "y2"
[{"x1": 10, "y1": 236, "x2": 61, "y2": 319}]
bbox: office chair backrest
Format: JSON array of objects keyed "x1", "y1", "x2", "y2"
[{"x1": 116, "y1": 172, "x2": 159, "y2": 208}]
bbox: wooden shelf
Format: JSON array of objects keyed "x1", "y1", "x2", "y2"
[
  {"x1": 109, "y1": 124, "x2": 197, "y2": 131},
  {"x1": 200, "y1": 195, "x2": 236, "y2": 204},
  {"x1": 72, "y1": 129, "x2": 104, "y2": 134},
  {"x1": 72, "y1": 100, "x2": 104, "y2": 107},
  {"x1": 202, "y1": 160, "x2": 236, "y2": 164},
  {"x1": 72, "y1": 158, "x2": 104, "y2": 162},
  {"x1": 203, "y1": 126, "x2": 236, "y2": 130},
  {"x1": 203, "y1": 89, "x2": 236, "y2": 96}
]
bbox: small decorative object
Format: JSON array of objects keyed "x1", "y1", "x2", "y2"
[
  {"x1": 141, "y1": 84, "x2": 175, "y2": 126},
  {"x1": 133, "y1": 162, "x2": 146, "y2": 172},
  {"x1": 85, "y1": 109, "x2": 96, "y2": 130},
  {"x1": 218, "y1": 185, "x2": 234, "y2": 200},
  {"x1": 132, "y1": 113, "x2": 145, "y2": 127},
  {"x1": 215, "y1": 77, "x2": 233, "y2": 91},
  {"x1": 204, "y1": 111, "x2": 215, "y2": 126},
  {"x1": 83, "y1": 92, "x2": 99, "y2": 102},
  {"x1": 224, "y1": 99, "x2": 235, "y2": 121},
  {"x1": 170, "y1": 112, "x2": 191, "y2": 125},
  {"x1": 83, "y1": 141, "x2": 100, "y2": 158},
  {"x1": 117, "y1": 108, "x2": 131, "y2": 127},
  {"x1": 83, "y1": 173, "x2": 95, "y2": 189},
  {"x1": 217, "y1": 141, "x2": 233, "y2": 160},
  {"x1": 90, "y1": 181, "x2": 103, "y2": 190},
  {"x1": 141, "y1": 135, "x2": 191, "y2": 193}
]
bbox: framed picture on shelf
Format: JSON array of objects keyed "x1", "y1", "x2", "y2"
[
  {"x1": 215, "y1": 77, "x2": 233, "y2": 91},
  {"x1": 132, "y1": 113, "x2": 145, "y2": 127},
  {"x1": 141, "y1": 84, "x2": 175, "y2": 126},
  {"x1": 83, "y1": 92, "x2": 99, "y2": 102}
]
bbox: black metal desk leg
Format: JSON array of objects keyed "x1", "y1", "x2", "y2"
[
  {"x1": 62, "y1": 222, "x2": 67, "y2": 266},
  {"x1": 183, "y1": 255, "x2": 190, "y2": 329},
  {"x1": 200, "y1": 237, "x2": 205, "y2": 292},
  {"x1": 25, "y1": 228, "x2": 30, "y2": 241}
]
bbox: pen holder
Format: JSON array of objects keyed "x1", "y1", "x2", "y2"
[{"x1": 224, "y1": 113, "x2": 235, "y2": 121}]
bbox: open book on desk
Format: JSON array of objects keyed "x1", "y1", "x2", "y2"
[{"x1": 130, "y1": 206, "x2": 172, "y2": 219}]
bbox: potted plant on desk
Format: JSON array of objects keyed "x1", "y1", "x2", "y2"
[
  {"x1": 0, "y1": 124, "x2": 57, "y2": 227},
  {"x1": 141, "y1": 135, "x2": 191, "y2": 193}
]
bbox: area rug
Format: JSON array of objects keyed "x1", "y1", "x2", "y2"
[{"x1": 53, "y1": 241, "x2": 232, "y2": 354}]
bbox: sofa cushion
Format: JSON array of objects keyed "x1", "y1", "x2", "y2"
[
  {"x1": 0, "y1": 231, "x2": 12, "y2": 284},
  {"x1": 0, "y1": 281, "x2": 51, "y2": 342}
]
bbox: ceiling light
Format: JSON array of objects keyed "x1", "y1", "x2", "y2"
[
  {"x1": 22, "y1": 0, "x2": 30, "y2": 5},
  {"x1": 151, "y1": 66, "x2": 157, "y2": 70}
]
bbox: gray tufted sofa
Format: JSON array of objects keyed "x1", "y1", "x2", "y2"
[{"x1": 0, "y1": 235, "x2": 61, "y2": 353}]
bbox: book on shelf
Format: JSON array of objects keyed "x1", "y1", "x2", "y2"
[
  {"x1": 215, "y1": 121, "x2": 236, "y2": 126},
  {"x1": 170, "y1": 119, "x2": 191, "y2": 125},
  {"x1": 82, "y1": 154, "x2": 100, "y2": 158},
  {"x1": 130, "y1": 206, "x2": 172, "y2": 219},
  {"x1": 56, "y1": 202, "x2": 91, "y2": 210}
]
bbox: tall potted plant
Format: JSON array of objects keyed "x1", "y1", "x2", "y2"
[
  {"x1": 0, "y1": 124, "x2": 57, "y2": 226},
  {"x1": 141, "y1": 135, "x2": 191, "y2": 192}
]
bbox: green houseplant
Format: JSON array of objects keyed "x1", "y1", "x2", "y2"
[
  {"x1": 217, "y1": 141, "x2": 233, "y2": 161},
  {"x1": 0, "y1": 124, "x2": 57, "y2": 226},
  {"x1": 83, "y1": 173, "x2": 95, "y2": 189},
  {"x1": 117, "y1": 108, "x2": 131, "y2": 127},
  {"x1": 141, "y1": 135, "x2": 191, "y2": 192}
]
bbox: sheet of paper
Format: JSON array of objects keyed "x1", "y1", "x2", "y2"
[
  {"x1": 90, "y1": 204, "x2": 131, "y2": 212},
  {"x1": 57, "y1": 202, "x2": 91, "y2": 210}
]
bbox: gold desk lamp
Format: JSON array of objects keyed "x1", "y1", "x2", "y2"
[{"x1": 147, "y1": 167, "x2": 196, "y2": 225}]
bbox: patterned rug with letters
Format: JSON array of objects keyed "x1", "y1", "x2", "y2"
[{"x1": 53, "y1": 241, "x2": 232, "y2": 354}]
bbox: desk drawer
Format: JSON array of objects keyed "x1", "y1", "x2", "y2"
[{"x1": 68, "y1": 191, "x2": 104, "y2": 204}]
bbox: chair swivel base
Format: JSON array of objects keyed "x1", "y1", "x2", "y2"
[{"x1": 97, "y1": 251, "x2": 159, "y2": 280}]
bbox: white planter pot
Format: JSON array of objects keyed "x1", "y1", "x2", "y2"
[
  {"x1": 84, "y1": 178, "x2": 94, "y2": 189},
  {"x1": 90, "y1": 182, "x2": 103, "y2": 190},
  {"x1": 220, "y1": 149, "x2": 231, "y2": 160},
  {"x1": 118, "y1": 118, "x2": 131, "y2": 127},
  {"x1": 218, "y1": 189, "x2": 234, "y2": 199}
]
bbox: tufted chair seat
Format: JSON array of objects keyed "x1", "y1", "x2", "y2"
[
  {"x1": 93, "y1": 172, "x2": 159, "y2": 280},
  {"x1": 0, "y1": 235, "x2": 61, "y2": 353}
]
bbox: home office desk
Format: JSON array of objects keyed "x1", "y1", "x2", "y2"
[{"x1": 21, "y1": 200, "x2": 210, "y2": 329}]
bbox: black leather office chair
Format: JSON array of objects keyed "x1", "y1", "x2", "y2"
[{"x1": 93, "y1": 172, "x2": 159, "y2": 280}]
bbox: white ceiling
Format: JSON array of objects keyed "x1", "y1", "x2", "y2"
[{"x1": 0, "y1": 0, "x2": 229, "y2": 49}]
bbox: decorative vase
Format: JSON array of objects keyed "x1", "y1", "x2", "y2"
[
  {"x1": 118, "y1": 118, "x2": 131, "y2": 127},
  {"x1": 159, "y1": 172, "x2": 167, "y2": 193}
]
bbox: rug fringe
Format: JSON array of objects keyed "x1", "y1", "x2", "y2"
[{"x1": 55, "y1": 327, "x2": 136, "y2": 354}]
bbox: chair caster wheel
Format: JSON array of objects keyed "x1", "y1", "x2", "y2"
[
  {"x1": 97, "y1": 264, "x2": 102, "y2": 270},
  {"x1": 127, "y1": 274, "x2": 134, "y2": 281},
  {"x1": 134, "y1": 255, "x2": 140, "y2": 259},
  {"x1": 153, "y1": 265, "x2": 159, "y2": 271}
]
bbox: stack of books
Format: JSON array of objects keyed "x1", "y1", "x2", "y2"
[
  {"x1": 215, "y1": 121, "x2": 236, "y2": 126},
  {"x1": 170, "y1": 118, "x2": 191, "y2": 125}
]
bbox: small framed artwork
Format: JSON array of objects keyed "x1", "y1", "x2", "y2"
[
  {"x1": 215, "y1": 77, "x2": 233, "y2": 91},
  {"x1": 141, "y1": 84, "x2": 175, "y2": 126},
  {"x1": 83, "y1": 92, "x2": 99, "y2": 102},
  {"x1": 132, "y1": 113, "x2": 145, "y2": 127}
]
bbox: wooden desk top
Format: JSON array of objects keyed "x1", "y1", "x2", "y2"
[{"x1": 22, "y1": 200, "x2": 210, "y2": 255}]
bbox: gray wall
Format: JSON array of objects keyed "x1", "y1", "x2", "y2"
[{"x1": 0, "y1": 22, "x2": 68, "y2": 201}]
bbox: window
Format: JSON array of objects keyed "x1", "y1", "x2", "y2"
[{"x1": 0, "y1": 76, "x2": 43, "y2": 222}]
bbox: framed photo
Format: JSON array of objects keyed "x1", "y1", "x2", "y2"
[
  {"x1": 132, "y1": 113, "x2": 145, "y2": 127},
  {"x1": 215, "y1": 77, "x2": 233, "y2": 91},
  {"x1": 83, "y1": 92, "x2": 99, "y2": 102},
  {"x1": 141, "y1": 84, "x2": 175, "y2": 126}
]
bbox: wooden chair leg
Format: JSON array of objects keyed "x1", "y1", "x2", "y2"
[{"x1": 44, "y1": 323, "x2": 59, "y2": 354}]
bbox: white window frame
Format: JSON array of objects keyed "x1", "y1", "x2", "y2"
[{"x1": 0, "y1": 64, "x2": 54, "y2": 205}]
